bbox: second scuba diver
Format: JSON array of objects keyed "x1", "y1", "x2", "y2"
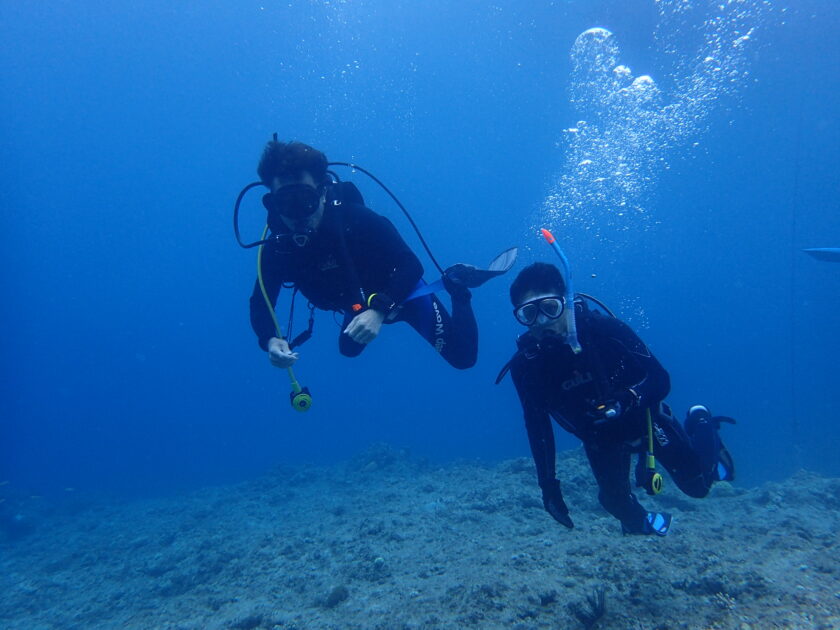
[
  {"x1": 499, "y1": 261, "x2": 736, "y2": 536},
  {"x1": 245, "y1": 139, "x2": 513, "y2": 372}
]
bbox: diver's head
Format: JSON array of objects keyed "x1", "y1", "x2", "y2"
[
  {"x1": 267, "y1": 172, "x2": 326, "y2": 233},
  {"x1": 511, "y1": 263, "x2": 567, "y2": 338},
  {"x1": 258, "y1": 140, "x2": 329, "y2": 231}
]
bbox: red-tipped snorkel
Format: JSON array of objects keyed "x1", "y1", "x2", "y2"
[{"x1": 541, "y1": 229, "x2": 582, "y2": 353}]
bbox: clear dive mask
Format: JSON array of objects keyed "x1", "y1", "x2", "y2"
[{"x1": 514, "y1": 295, "x2": 565, "y2": 326}]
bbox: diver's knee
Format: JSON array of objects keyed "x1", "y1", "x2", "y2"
[
  {"x1": 678, "y1": 476, "x2": 711, "y2": 499},
  {"x1": 685, "y1": 486, "x2": 710, "y2": 499},
  {"x1": 449, "y1": 355, "x2": 477, "y2": 370},
  {"x1": 450, "y1": 349, "x2": 478, "y2": 370},
  {"x1": 338, "y1": 338, "x2": 366, "y2": 358}
]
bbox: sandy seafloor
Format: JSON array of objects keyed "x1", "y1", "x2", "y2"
[{"x1": 2, "y1": 444, "x2": 839, "y2": 630}]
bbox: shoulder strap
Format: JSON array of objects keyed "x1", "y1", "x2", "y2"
[
  {"x1": 327, "y1": 181, "x2": 365, "y2": 207},
  {"x1": 577, "y1": 293, "x2": 616, "y2": 318},
  {"x1": 331, "y1": 208, "x2": 368, "y2": 311},
  {"x1": 496, "y1": 332, "x2": 539, "y2": 384}
]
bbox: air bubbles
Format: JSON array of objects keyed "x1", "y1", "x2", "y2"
[
  {"x1": 733, "y1": 30, "x2": 753, "y2": 47},
  {"x1": 541, "y1": 0, "x2": 771, "y2": 239}
]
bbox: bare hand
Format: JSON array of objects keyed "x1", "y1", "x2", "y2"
[
  {"x1": 344, "y1": 309, "x2": 386, "y2": 344},
  {"x1": 267, "y1": 337, "x2": 299, "y2": 368}
]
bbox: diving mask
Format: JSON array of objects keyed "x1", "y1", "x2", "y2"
[
  {"x1": 514, "y1": 295, "x2": 565, "y2": 326},
  {"x1": 264, "y1": 183, "x2": 322, "y2": 220}
]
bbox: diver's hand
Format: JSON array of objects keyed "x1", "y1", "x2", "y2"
[
  {"x1": 540, "y1": 479, "x2": 574, "y2": 529},
  {"x1": 344, "y1": 309, "x2": 385, "y2": 344},
  {"x1": 267, "y1": 337, "x2": 299, "y2": 368}
]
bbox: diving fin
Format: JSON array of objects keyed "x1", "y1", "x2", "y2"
[
  {"x1": 446, "y1": 246, "x2": 519, "y2": 288},
  {"x1": 621, "y1": 511, "x2": 672, "y2": 537},
  {"x1": 643, "y1": 511, "x2": 672, "y2": 536},
  {"x1": 487, "y1": 246, "x2": 518, "y2": 275},
  {"x1": 406, "y1": 247, "x2": 518, "y2": 301},
  {"x1": 716, "y1": 443, "x2": 736, "y2": 482}
]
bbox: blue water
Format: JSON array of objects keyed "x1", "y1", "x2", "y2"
[{"x1": 2, "y1": 0, "x2": 838, "y2": 499}]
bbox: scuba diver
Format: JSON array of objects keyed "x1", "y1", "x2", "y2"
[
  {"x1": 241, "y1": 139, "x2": 515, "y2": 375},
  {"x1": 498, "y1": 256, "x2": 736, "y2": 537}
]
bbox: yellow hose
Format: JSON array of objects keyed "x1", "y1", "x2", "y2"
[
  {"x1": 257, "y1": 226, "x2": 304, "y2": 395},
  {"x1": 645, "y1": 408, "x2": 663, "y2": 494}
]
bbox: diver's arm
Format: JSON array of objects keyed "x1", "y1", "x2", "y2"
[
  {"x1": 524, "y1": 407, "x2": 558, "y2": 488},
  {"x1": 511, "y1": 364, "x2": 556, "y2": 486},
  {"x1": 249, "y1": 247, "x2": 285, "y2": 352},
  {"x1": 510, "y1": 356, "x2": 575, "y2": 528},
  {"x1": 600, "y1": 316, "x2": 671, "y2": 407},
  {"x1": 511, "y1": 361, "x2": 573, "y2": 528},
  {"x1": 354, "y1": 208, "x2": 424, "y2": 304}
]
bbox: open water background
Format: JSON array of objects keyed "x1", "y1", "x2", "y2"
[{"x1": 1, "y1": 0, "x2": 838, "y2": 498}]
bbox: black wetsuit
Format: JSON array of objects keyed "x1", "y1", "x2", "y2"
[
  {"x1": 508, "y1": 304, "x2": 719, "y2": 533},
  {"x1": 250, "y1": 183, "x2": 477, "y2": 369}
]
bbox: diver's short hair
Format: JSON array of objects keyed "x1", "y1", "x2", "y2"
[
  {"x1": 510, "y1": 262, "x2": 566, "y2": 305},
  {"x1": 257, "y1": 140, "x2": 328, "y2": 187}
]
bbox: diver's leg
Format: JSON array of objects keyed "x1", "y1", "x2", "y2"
[
  {"x1": 338, "y1": 311, "x2": 367, "y2": 358},
  {"x1": 684, "y1": 405, "x2": 736, "y2": 482},
  {"x1": 445, "y1": 287, "x2": 478, "y2": 368},
  {"x1": 584, "y1": 440, "x2": 648, "y2": 532},
  {"x1": 649, "y1": 406, "x2": 713, "y2": 498},
  {"x1": 442, "y1": 276, "x2": 479, "y2": 366},
  {"x1": 398, "y1": 293, "x2": 477, "y2": 369}
]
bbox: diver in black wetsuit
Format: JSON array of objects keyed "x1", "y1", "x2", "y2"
[
  {"x1": 249, "y1": 140, "x2": 478, "y2": 370},
  {"x1": 501, "y1": 263, "x2": 735, "y2": 536}
]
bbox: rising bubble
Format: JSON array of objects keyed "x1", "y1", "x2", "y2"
[{"x1": 541, "y1": 0, "x2": 773, "y2": 238}]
